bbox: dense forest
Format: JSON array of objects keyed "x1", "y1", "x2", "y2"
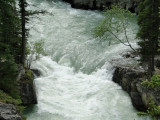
[
  {"x1": 0, "y1": 0, "x2": 44, "y2": 99},
  {"x1": 0, "y1": 0, "x2": 21, "y2": 98},
  {"x1": 0, "y1": 0, "x2": 160, "y2": 120}
]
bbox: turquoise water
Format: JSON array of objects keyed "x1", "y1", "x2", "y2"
[{"x1": 24, "y1": 0, "x2": 149, "y2": 120}]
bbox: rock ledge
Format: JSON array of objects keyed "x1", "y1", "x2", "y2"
[
  {"x1": 112, "y1": 58, "x2": 160, "y2": 111},
  {"x1": 0, "y1": 102, "x2": 21, "y2": 120},
  {"x1": 63, "y1": 0, "x2": 142, "y2": 13}
]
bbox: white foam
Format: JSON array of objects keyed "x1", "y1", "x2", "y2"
[{"x1": 25, "y1": 0, "x2": 150, "y2": 120}]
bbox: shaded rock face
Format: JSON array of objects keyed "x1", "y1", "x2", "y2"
[
  {"x1": 112, "y1": 65, "x2": 160, "y2": 111},
  {"x1": 155, "y1": 57, "x2": 160, "y2": 69},
  {"x1": 19, "y1": 80, "x2": 38, "y2": 105},
  {"x1": 31, "y1": 69, "x2": 41, "y2": 77},
  {"x1": 112, "y1": 66, "x2": 147, "y2": 111},
  {"x1": 17, "y1": 67, "x2": 38, "y2": 106},
  {"x1": 137, "y1": 83, "x2": 160, "y2": 107},
  {"x1": 63, "y1": 0, "x2": 141, "y2": 13},
  {"x1": 0, "y1": 102, "x2": 21, "y2": 120}
]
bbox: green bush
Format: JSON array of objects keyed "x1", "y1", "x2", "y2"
[
  {"x1": 26, "y1": 40, "x2": 47, "y2": 69},
  {"x1": 142, "y1": 75, "x2": 160, "y2": 88},
  {"x1": 137, "y1": 101, "x2": 160, "y2": 120}
]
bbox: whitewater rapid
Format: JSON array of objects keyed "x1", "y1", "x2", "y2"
[{"x1": 24, "y1": 0, "x2": 149, "y2": 120}]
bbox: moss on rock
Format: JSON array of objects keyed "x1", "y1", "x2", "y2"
[
  {"x1": 0, "y1": 90, "x2": 26, "y2": 120},
  {"x1": 19, "y1": 69, "x2": 37, "y2": 105},
  {"x1": 21, "y1": 70, "x2": 33, "y2": 83}
]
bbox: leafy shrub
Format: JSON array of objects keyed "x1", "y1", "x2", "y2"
[
  {"x1": 142, "y1": 75, "x2": 160, "y2": 88},
  {"x1": 137, "y1": 101, "x2": 160, "y2": 120},
  {"x1": 94, "y1": 5, "x2": 136, "y2": 51},
  {"x1": 26, "y1": 40, "x2": 47, "y2": 69}
]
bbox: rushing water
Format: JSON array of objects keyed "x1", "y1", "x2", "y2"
[{"x1": 24, "y1": 0, "x2": 150, "y2": 120}]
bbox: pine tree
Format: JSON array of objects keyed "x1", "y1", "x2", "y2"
[
  {"x1": 0, "y1": 0, "x2": 21, "y2": 98},
  {"x1": 19, "y1": 0, "x2": 29, "y2": 66},
  {"x1": 18, "y1": 0, "x2": 46, "y2": 66},
  {"x1": 0, "y1": 0, "x2": 21, "y2": 63},
  {"x1": 137, "y1": 0, "x2": 160, "y2": 78}
]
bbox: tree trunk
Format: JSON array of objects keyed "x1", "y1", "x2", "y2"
[
  {"x1": 20, "y1": 0, "x2": 26, "y2": 66},
  {"x1": 148, "y1": 56, "x2": 152, "y2": 80}
]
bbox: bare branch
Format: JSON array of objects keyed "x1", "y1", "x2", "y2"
[{"x1": 122, "y1": 22, "x2": 137, "y2": 52}]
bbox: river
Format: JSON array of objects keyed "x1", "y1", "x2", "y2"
[{"x1": 24, "y1": 0, "x2": 149, "y2": 120}]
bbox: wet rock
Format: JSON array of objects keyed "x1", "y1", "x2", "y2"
[
  {"x1": 19, "y1": 80, "x2": 38, "y2": 105},
  {"x1": 122, "y1": 52, "x2": 137, "y2": 58},
  {"x1": 112, "y1": 64, "x2": 160, "y2": 111},
  {"x1": 130, "y1": 79, "x2": 146, "y2": 111},
  {"x1": 0, "y1": 102, "x2": 21, "y2": 120},
  {"x1": 137, "y1": 83, "x2": 160, "y2": 107},
  {"x1": 62, "y1": 0, "x2": 142, "y2": 13},
  {"x1": 18, "y1": 67, "x2": 38, "y2": 105},
  {"x1": 112, "y1": 66, "x2": 146, "y2": 110},
  {"x1": 31, "y1": 69, "x2": 41, "y2": 77},
  {"x1": 155, "y1": 57, "x2": 160, "y2": 69},
  {"x1": 113, "y1": 67, "x2": 145, "y2": 110}
]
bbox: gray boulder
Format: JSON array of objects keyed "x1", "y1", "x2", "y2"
[
  {"x1": 19, "y1": 80, "x2": 38, "y2": 105},
  {"x1": 31, "y1": 69, "x2": 41, "y2": 77},
  {"x1": 112, "y1": 64, "x2": 160, "y2": 111},
  {"x1": 0, "y1": 102, "x2": 21, "y2": 120},
  {"x1": 19, "y1": 70, "x2": 38, "y2": 105},
  {"x1": 137, "y1": 83, "x2": 160, "y2": 107},
  {"x1": 17, "y1": 66, "x2": 38, "y2": 105},
  {"x1": 112, "y1": 66, "x2": 147, "y2": 110}
]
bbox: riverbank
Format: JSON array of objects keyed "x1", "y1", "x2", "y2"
[
  {"x1": 13, "y1": 0, "x2": 158, "y2": 119},
  {"x1": 111, "y1": 53, "x2": 160, "y2": 111},
  {"x1": 0, "y1": 90, "x2": 22, "y2": 120},
  {"x1": 0, "y1": 66, "x2": 38, "y2": 120},
  {"x1": 62, "y1": 0, "x2": 142, "y2": 13}
]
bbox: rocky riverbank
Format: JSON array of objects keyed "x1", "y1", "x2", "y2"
[
  {"x1": 112, "y1": 54, "x2": 160, "y2": 111},
  {"x1": 63, "y1": 0, "x2": 142, "y2": 13},
  {"x1": 0, "y1": 66, "x2": 38, "y2": 120},
  {"x1": 18, "y1": 66, "x2": 38, "y2": 105},
  {"x1": 0, "y1": 102, "x2": 22, "y2": 120}
]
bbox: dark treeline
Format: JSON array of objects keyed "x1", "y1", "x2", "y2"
[
  {"x1": 0, "y1": 0, "x2": 34, "y2": 100},
  {"x1": 0, "y1": 0, "x2": 22, "y2": 98},
  {"x1": 0, "y1": 0, "x2": 47, "y2": 99},
  {"x1": 137, "y1": 0, "x2": 160, "y2": 78}
]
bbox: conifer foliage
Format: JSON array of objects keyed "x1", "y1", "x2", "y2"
[
  {"x1": 137, "y1": 0, "x2": 160, "y2": 77},
  {"x1": 0, "y1": 0, "x2": 21, "y2": 98},
  {"x1": 0, "y1": 0, "x2": 48, "y2": 98}
]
